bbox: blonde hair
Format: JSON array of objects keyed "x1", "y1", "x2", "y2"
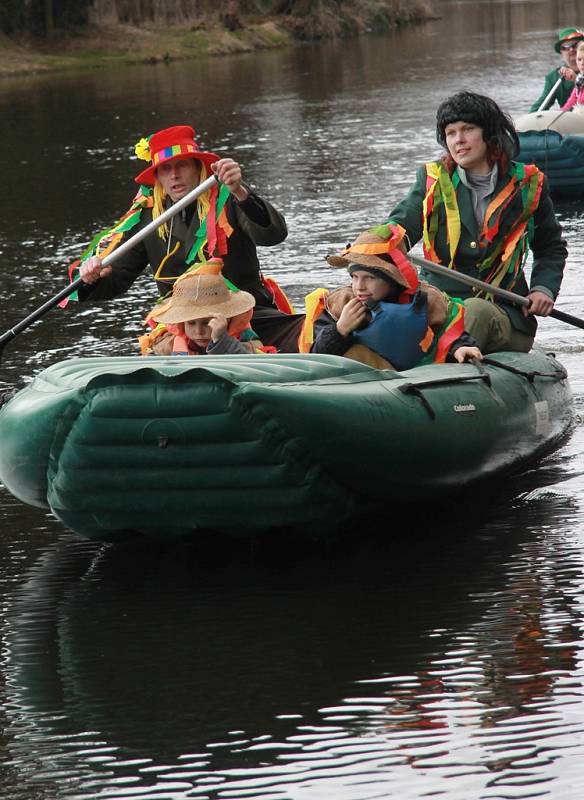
[
  {"x1": 577, "y1": 41, "x2": 584, "y2": 55},
  {"x1": 152, "y1": 161, "x2": 212, "y2": 240}
]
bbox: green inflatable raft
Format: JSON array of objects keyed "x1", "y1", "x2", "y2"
[{"x1": 0, "y1": 351, "x2": 573, "y2": 540}]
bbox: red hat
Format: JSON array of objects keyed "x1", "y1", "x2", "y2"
[{"x1": 134, "y1": 125, "x2": 219, "y2": 186}]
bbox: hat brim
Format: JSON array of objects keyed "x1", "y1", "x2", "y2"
[
  {"x1": 326, "y1": 253, "x2": 410, "y2": 289},
  {"x1": 134, "y1": 150, "x2": 220, "y2": 186},
  {"x1": 151, "y1": 290, "x2": 255, "y2": 325},
  {"x1": 326, "y1": 255, "x2": 351, "y2": 268},
  {"x1": 554, "y1": 33, "x2": 584, "y2": 53}
]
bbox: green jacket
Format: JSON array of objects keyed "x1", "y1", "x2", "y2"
[
  {"x1": 386, "y1": 162, "x2": 567, "y2": 335},
  {"x1": 530, "y1": 67, "x2": 575, "y2": 111},
  {"x1": 78, "y1": 189, "x2": 287, "y2": 308}
]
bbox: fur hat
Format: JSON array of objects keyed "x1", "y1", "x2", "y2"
[
  {"x1": 436, "y1": 91, "x2": 519, "y2": 160},
  {"x1": 554, "y1": 28, "x2": 584, "y2": 53},
  {"x1": 326, "y1": 230, "x2": 412, "y2": 289},
  {"x1": 149, "y1": 258, "x2": 255, "y2": 324},
  {"x1": 134, "y1": 125, "x2": 219, "y2": 186}
]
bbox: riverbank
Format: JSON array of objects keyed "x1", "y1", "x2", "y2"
[{"x1": 0, "y1": 1, "x2": 436, "y2": 78}]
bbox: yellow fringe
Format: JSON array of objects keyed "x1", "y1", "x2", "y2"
[
  {"x1": 138, "y1": 325, "x2": 167, "y2": 355},
  {"x1": 153, "y1": 241, "x2": 181, "y2": 283}
]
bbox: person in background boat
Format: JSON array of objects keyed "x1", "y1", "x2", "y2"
[
  {"x1": 530, "y1": 27, "x2": 584, "y2": 112},
  {"x1": 562, "y1": 41, "x2": 584, "y2": 110},
  {"x1": 75, "y1": 125, "x2": 300, "y2": 349},
  {"x1": 139, "y1": 258, "x2": 273, "y2": 356},
  {"x1": 300, "y1": 227, "x2": 482, "y2": 370},
  {"x1": 385, "y1": 91, "x2": 567, "y2": 355}
]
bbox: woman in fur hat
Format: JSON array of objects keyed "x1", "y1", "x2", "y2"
[{"x1": 386, "y1": 91, "x2": 567, "y2": 355}]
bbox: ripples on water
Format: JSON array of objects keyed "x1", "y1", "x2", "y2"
[
  {"x1": 3, "y1": 1, "x2": 584, "y2": 798},
  {"x1": 4, "y1": 497, "x2": 584, "y2": 799}
]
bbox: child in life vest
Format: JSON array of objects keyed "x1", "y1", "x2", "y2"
[
  {"x1": 302, "y1": 226, "x2": 482, "y2": 370},
  {"x1": 562, "y1": 41, "x2": 584, "y2": 109},
  {"x1": 139, "y1": 258, "x2": 272, "y2": 355}
]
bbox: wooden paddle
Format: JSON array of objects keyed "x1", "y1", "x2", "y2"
[
  {"x1": 0, "y1": 175, "x2": 218, "y2": 362},
  {"x1": 409, "y1": 253, "x2": 584, "y2": 331}
]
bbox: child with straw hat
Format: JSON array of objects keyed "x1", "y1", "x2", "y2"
[{"x1": 140, "y1": 258, "x2": 273, "y2": 356}]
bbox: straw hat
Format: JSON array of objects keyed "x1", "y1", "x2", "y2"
[
  {"x1": 554, "y1": 27, "x2": 584, "y2": 53},
  {"x1": 326, "y1": 230, "x2": 412, "y2": 289},
  {"x1": 134, "y1": 125, "x2": 219, "y2": 186},
  {"x1": 149, "y1": 259, "x2": 255, "y2": 324}
]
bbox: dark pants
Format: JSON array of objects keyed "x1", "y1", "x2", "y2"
[
  {"x1": 464, "y1": 298, "x2": 534, "y2": 354},
  {"x1": 252, "y1": 307, "x2": 306, "y2": 353}
]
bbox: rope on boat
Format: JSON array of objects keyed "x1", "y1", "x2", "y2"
[
  {"x1": 482, "y1": 356, "x2": 568, "y2": 382},
  {"x1": 397, "y1": 356, "x2": 567, "y2": 420},
  {"x1": 399, "y1": 372, "x2": 494, "y2": 419}
]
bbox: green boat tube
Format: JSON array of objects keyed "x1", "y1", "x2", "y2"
[{"x1": 0, "y1": 351, "x2": 573, "y2": 540}]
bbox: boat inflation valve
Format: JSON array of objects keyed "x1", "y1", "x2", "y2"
[{"x1": 141, "y1": 419, "x2": 186, "y2": 448}]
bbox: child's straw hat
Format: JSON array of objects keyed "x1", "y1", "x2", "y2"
[{"x1": 150, "y1": 259, "x2": 255, "y2": 324}]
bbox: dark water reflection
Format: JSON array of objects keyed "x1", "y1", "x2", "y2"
[
  {"x1": 4, "y1": 491, "x2": 584, "y2": 799},
  {"x1": 3, "y1": 1, "x2": 584, "y2": 798}
]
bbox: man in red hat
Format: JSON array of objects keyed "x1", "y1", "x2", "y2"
[{"x1": 77, "y1": 125, "x2": 299, "y2": 347}]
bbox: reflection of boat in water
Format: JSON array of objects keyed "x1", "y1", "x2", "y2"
[
  {"x1": 2, "y1": 532, "x2": 489, "y2": 788},
  {"x1": 2, "y1": 489, "x2": 581, "y2": 799},
  {"x1": 0, "y1": 351, "x2": 573, "y2": 540},
  {"x1": 515, "y1": 109, "x2": 584, "y2": 195}
]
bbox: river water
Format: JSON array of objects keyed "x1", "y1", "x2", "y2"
[{"x1": 3, "y1": 1, "x2": 584, "y2": 798}]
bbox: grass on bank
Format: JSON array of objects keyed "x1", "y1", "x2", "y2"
[
  {"x1": 0, "y1": 20, "x2": 299, "y2": 77},
  {"x1": 0, "y1": 1, "x2": 435, "y2": 78}
]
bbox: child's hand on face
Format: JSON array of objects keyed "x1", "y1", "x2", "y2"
[
  {"x1": 207, "y1": 313, "x2": 228, "y2": 342},
  {"x1": 453, "y1": 345, "x2": 482, "y2": 363},
  {"x1": 336, "y1": 297, "x2": 369, "y2": 337}
]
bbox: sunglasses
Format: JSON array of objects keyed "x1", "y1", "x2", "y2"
[{"x1": 561, "y1": 42, "x2": 580, "y2": 51}]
